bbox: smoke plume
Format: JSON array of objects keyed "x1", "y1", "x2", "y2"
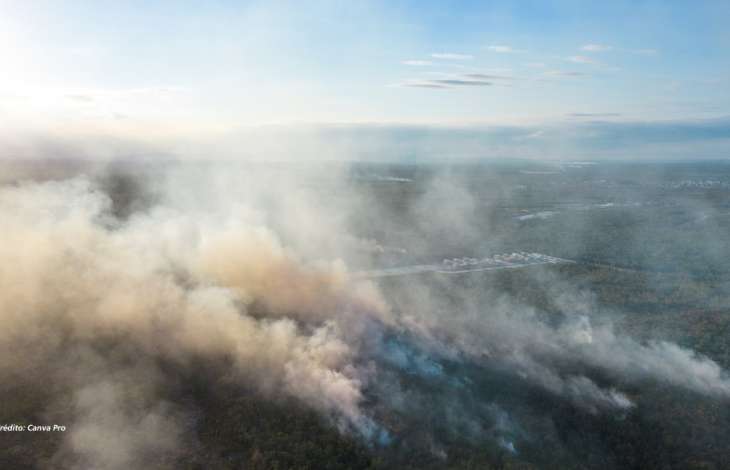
[{"x1": 1, "y1": 159, "x2": 730, "y2": 468}]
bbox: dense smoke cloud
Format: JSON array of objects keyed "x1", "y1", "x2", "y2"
[
  {"x1": 1, "y1": 160, "x2": 730, "y2": 468},
  {"x1": 0, "y1": 169, "x2": 390, "y2": 467}
]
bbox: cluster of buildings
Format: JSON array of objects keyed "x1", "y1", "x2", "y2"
[
  {"x1": 354, "y1": 252, "x2": 571, "y2": 279},
  {"x1": 440, "y1": 252, "x2": 566, "y2": 271}
]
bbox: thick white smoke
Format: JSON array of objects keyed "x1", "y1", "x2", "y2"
[{"x1": 0, "y1": 172, "x2": 389, "y2": 468}]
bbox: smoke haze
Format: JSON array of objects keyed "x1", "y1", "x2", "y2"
[{"x1": 2, "y1": 158, "x2": 730, "y2": 468}]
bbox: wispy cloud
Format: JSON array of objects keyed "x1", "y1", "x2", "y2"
[
  {"x1": 568, "y1": 112, "x2": 622, "y2": 118},
  {"x1": 398, "y1": 75, "x2": 493, "y2": 89},
  {"x1": 431, "y1": 79, "x2": 491, "y2": 86},
  {"x1": 567, "y1": 55, "x2": 598, "y2": 65},
  {"x1": 402, "y1": 60, "x2": 434, "y2": 66},
  {"x1": 545, "y1": 70, "x2": 588, "y2": 77},
  {"x1": 486, "y1": 45, "x2": 526, "y2": 54},
  {"x1": 399, "y1": 80, "x2": 450, "y2": 89},
  {"x1": 525, "y1": 62, "x2": 546, "y2": 68},
  {"x1": 431, "y1": 53, "x2": 473, "y2": 60},
  {"x1": 581, "y1": 44, "x2": 612, "y2": 52},
  {"x1": 462, "y1": 73, "x2": 515, "y2": 81}
]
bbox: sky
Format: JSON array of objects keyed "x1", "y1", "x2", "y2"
[{"x1": 1, "y1": 0, "x2": 729, "y2": 160}]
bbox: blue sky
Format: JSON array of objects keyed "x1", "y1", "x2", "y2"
[{"x1": 1, "y1": 0, "x2": 729, "y2": 160}]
